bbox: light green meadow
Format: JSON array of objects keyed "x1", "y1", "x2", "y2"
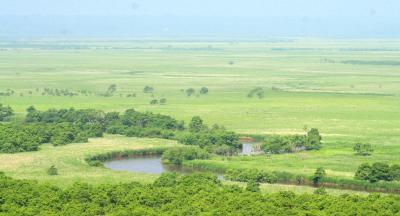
[{"x1": 0, "y1": 39, "x2": 399, "y2": 193}]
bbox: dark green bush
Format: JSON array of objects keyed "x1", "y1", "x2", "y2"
[
  {"x1": 47, "y1": 165, "x2": 58, "y2": 176},
  {"x1": 0, "y1": 104, "x2": 13, "y2": 121},
  {"x1": 162, "y1": 147, "x2": 210, "y2": 165}
]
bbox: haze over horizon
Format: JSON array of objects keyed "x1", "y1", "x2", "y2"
[{"x1": 1, "y1": 0, "x2": 399, "y2": 39}]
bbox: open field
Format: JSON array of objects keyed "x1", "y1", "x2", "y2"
[{"x1": 0, "y1": 39, "x2": 400, "y2": 192}]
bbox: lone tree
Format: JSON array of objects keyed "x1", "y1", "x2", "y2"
[
  {"x1": 306, "y1": 128, "x2": 322, "y2": 150},
  {"x1": 150, "y1": 99, "x2": 158, "y2": 105},
  {"x1": 312, "y1": 167, "x2": 326, "y2": 185},
  {"x1": 159, "y1": 98, "x2": 167, "y2": 105},
  {"x1": 353, "y1": 143, "x2": 374, "y2": 156},
  {"x1": 105, "y1": 84, "x2": 117, "y2": 96},
  {"x1": 0, "y1": 104, "x2": 13, "y2": 121},
  {"x1": 143, "y1": 86, "x2": 154, "y2": 93},
  {"x1": 185, "y1": 88, "x2": 196, "y2": 97},
  {"x1": 199, "y1": 87, "x2": 209, "y2": 95}
]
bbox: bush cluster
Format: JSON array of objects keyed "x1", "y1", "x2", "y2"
[
  {"x1": 355, "y1": 162, "x2": 400, "y2": 183},
  {"x1": 225, "y1": 169, "x2": 278, "y2": 184},
  {"x1": 161, "y1": 147, "x2": 210, "y2": 165},
  {"x1": 261, "y1": 128, "x2": 322, "y2": 154}
]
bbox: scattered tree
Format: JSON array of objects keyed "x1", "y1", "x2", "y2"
[
  {"x1": 143, "y1": 86, "x2": 154, "y2": 93},
  {"x1": 353, "y1": 143, "x2": 374, "y2": 156},
  {"x1": 185, "y1": 88, "x2": 196, "y2": 97},
  {"x1": 199, "y1": 87, "x2": 209, "y2": 95},
  {"x1": 150, "y1": 99, "x2": 158, "y2": 105},
  {"x1": 159, "y1": 98, "x2": 167, "y2": 105}
]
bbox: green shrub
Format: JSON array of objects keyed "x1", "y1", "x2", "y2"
[
  {"x1": 0, "y1": 104, "x2": 13, "y2": 121},
  {"x1": 47, "y1": 165, "x2": 58, "y2": 176},
  {"x1": 314, "y1": 187, "x2": 327, "y2": 195},
  {"x1": 161, "y1": 147, "x2": 210, "y2": 165},
  {"x1": 353, "y1": 143, "x2": 374, "y2": 156},
  {"x1": 312, "y1": 167, "x2": 326, "y2": 185},
  {"x1": 246, "y1": 181, "x2": 260, "y2": 192}
]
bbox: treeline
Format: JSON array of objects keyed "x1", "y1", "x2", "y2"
[
  {"x1": 261, "y1": 128, "x2": 322, "y2": 154},
  {"x1": 1, "y1": 173, "x2": 399, "y2": 215},
  {"x1": 1, "y1": 106, "x2": 240, "y2": 154},
  {"x1": 0, "y1": 123, "x2": 97, "y2": 153},
  {"x1": 355, "y1": 162, "x2": 400, "y2": 183}
]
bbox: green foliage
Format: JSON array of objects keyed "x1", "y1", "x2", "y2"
[
  {"x1": 199, "y1": 87, "x2": 209, "y2": 95},
  {"x1": 0, "y1": 124, "x2": 44, "y2": 153},
  {"x1": 355, "y1": 162, "x2": 400, "y2": 183},
  {"x1": 295, "y1": 175, "x2": 306, "y2": 185},
  {"x1": 102, "y1": 84, "x2": 117, "y2": 96},
  {"x1": 353, "y1": 143, "x2": 374, "y2": 156},
  {"x1": 312, "y1": 167, "x2": 326, "y2": 185},
  {"x1": 185, "y1": 88, "x2": 196, "y2": 97},
  {"x1": 153, "y1": 173, "x2": 178, "y2": 187},
  {"x1": 0, "y1": 123, "x2": 92, "y2": 153},
  {"x1": 47, "y1": 165, "x2": 58, "y2": 176},
  {"x1": 225, "y1": 169, "x2": 278, "y2": 184},
  {"x1": 314, "y1": 187, "x2": 327, "y2": 195},
  {"x1": 246, "y1": 181, "x2": 261, "y2": 192},
  {"x1": 143, "y1": 85, "x2": 154, "y2": 93},
  {"x1": 0, "y1": 103, "x2": 13, "y2": 121},
  {"x1": 261, "y1": 128, "x2": 322, "y2": 154},
  {"x1": 247, "y1": 87, "x2": 264, "y2": 99},
  {"x1": 159, "y1": 98, "x2": 167, "y2": 105},
  {"x1": 306, "y1": 128, "x2": 322, "y2": 150},
  {"x1": 161, "y1": 147, "x2": 210, "y2": 165},
  {"x1": 85, "y1": 148, "x2": 167, "y2": 166},
  {"x1": 189, "y1": 116, "x2": 204, "y2": 132},
  {"x1": 150, "y1": 99, "x2": 158, "y2": 105},
  {"x1": 1, "y1": 173, "x2": 400, "y2": 215}
]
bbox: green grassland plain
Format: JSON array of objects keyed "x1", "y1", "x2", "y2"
[{"x1": 0, "y1": 39, "x2": 399, "y2": 192}]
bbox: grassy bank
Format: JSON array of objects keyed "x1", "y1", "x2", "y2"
[{"x1": 0, "y1": 135, "x2": 180, "y2": 187}]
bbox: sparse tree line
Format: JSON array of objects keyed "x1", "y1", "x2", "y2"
[
  {"x1": 261, "y1": 128, "x2": 322, "y2": 154},
  {"x1": 0, "y1": 88, "x2": 93, "y2": 97},
  {"x1": 181, "y1": 87, "x2": 209, "y2": 97},
  {"x1": 1, "y1": 172, "x2": 399, "y2": 215}
]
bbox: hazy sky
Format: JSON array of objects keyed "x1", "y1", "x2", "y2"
[
  {"x1": 1, "y1": 0, "x2": 399, "y2": 17},
  {"x1": 1, "y1": 0, "x2": 399, "y2": 38}
]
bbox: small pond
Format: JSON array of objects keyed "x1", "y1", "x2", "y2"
[
  {"x1": 104, "y1": 156, "x2": 199, "y2": 174},
  {"x1": 104, "y1": 142, "x2": 258, "y2": 175}
]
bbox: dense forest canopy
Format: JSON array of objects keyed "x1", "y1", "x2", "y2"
[{"x1": 0, "y1": 172, "x2": 399, "y2": 215}]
